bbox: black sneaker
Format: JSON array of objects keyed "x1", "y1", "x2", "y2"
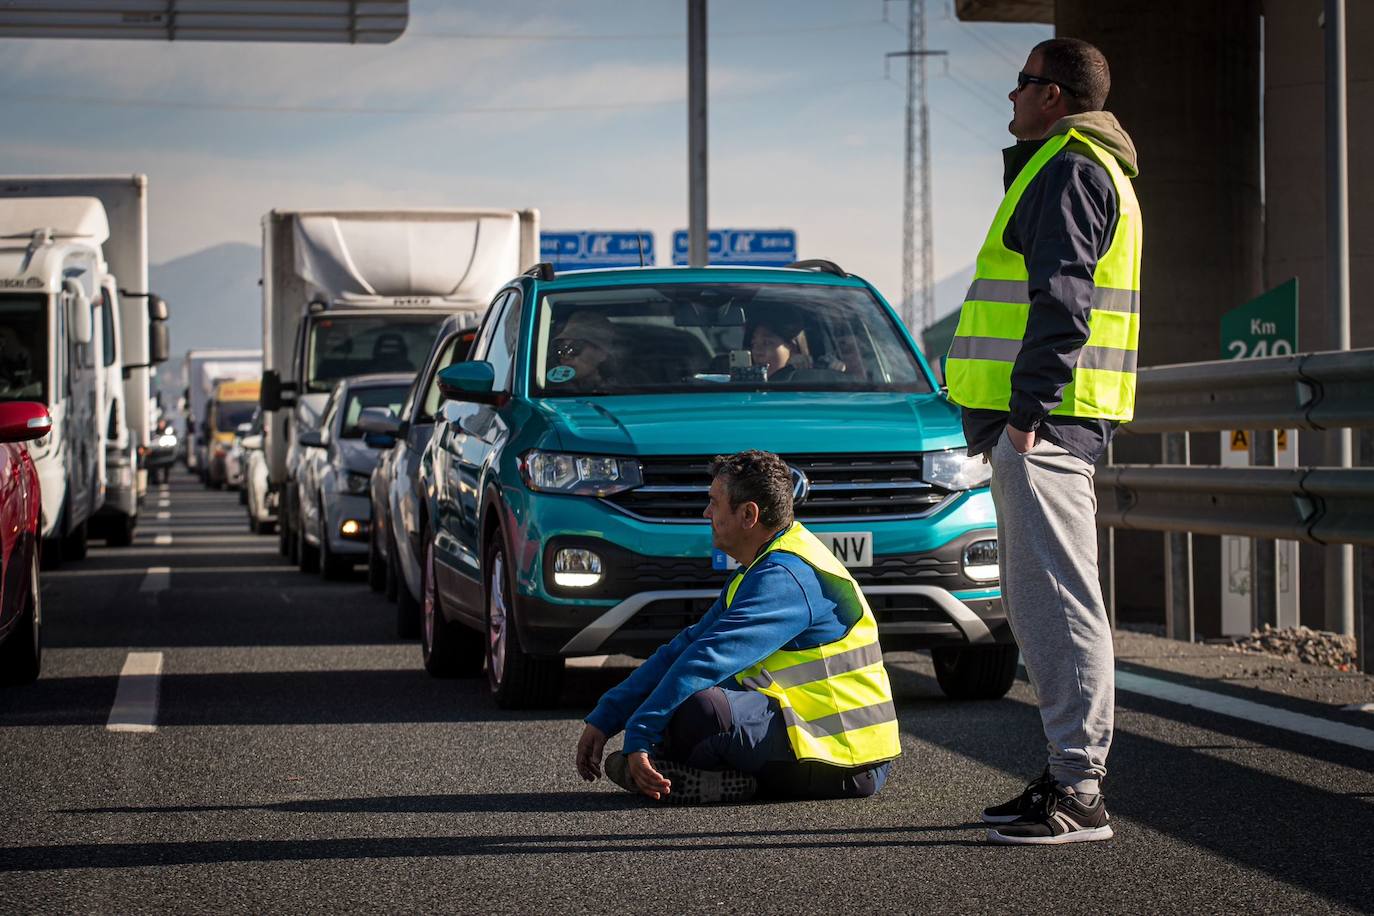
[
  {"x1": 981, "y1": 769, "x2": 1055, "y2": 824},
  {"x1": 987, "y1": 784, "x2": 1113, "y2": 845}
]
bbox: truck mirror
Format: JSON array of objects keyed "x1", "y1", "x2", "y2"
[
  {"x1": 147, "y1": 294, "x2": 169, "y2": 322},
  {"x1": 64, "y1": 280, "x2": 94, "y2": 345},
  {"x1": 261, "y1": 370, "x2": 282, "y2": 411},
  {"x1": 148, "y1": 321, "x2": 171, "y2": 365}
]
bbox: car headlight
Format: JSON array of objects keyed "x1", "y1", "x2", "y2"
[
  {"x1": 343, "y1": 471, "x2": 371, "y2": 495},
  {"x1": 520, "y1": 451, "x2": 643, "y2": 496},
  {"x1": 922, "y1": 448, "x2": 991, "y2": 490}
]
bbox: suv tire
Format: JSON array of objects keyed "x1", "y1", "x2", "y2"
[
  {"x1": 384, "y1": 530, "x2": 401, "y2": 603},
  {"x1": 319, "y1": 498, "x2": 351, "y2": 581},
  {"x1": 420, "y1": 536, "x2": 482, "y2": 675},
  {"x1": 394, "y1": 533, "x2": 420, "y2": 638},
  {"x1": 0, "y1": 552, "x2": 41, "y2": 685},
  {"x1": 296, "y1": 501, "x2": 319, "y2": 574},
  {"x1": 64, "y1": 517, "x2": 89, "y2": 561},
  {"x1": 485, "y1": 536, "x2": 563, "y2": 709},
  {"x1": 931, "y1": 644, "x2": 1019, "y2": 700},
  {"x1": 367, "y1": 520, "x2": 386, "y2": 592}
]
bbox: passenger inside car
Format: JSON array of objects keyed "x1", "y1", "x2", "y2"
[{"x1": 549, "y1": 310, "x2": 617, "y2": 391}]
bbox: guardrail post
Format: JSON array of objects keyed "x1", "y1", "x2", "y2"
[
  {"x1": 1251, "y1": 430, "x2": 1279, "y2": 629},
  {"x1": 1163, "y1": 432, "x2": 1194, "y2": 641}
]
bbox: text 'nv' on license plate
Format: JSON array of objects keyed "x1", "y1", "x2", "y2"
[{"x1": 711, "y1": 531, "x2": 873, "y2": 570}]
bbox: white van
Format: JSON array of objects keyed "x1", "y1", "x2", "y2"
[{"x1": 0, "y1": 197, "x2": 107, "y2": 563}]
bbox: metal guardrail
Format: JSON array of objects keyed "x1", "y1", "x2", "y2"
[
  {"x1": 1098, "y1": 347, "x2": 1374, "y2": 546},
  {"x1": 1120, "y1": 348, "x2": 1374, "y2": 435}
]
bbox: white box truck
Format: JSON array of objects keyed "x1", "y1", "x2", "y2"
[
  {"x1": 260, "y1": 208, "x2": 538, "y2": 560},
  {"x1": 0, "y1": 175, "x2": 171, "y2": 546},
  {"x1": 183, "y1": 349, "x2": 261, "y2": 480},
  {"x1": 0, "y1": 198, "x2": 109, "y2": 562}
]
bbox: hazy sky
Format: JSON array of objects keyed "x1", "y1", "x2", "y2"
[{"x1": 0, "y1": 0, "x2": 1049, "y2": 321}]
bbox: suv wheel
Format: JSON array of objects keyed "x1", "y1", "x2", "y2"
[
  {"x1": 319, "y1": 498, "x2": 351, "y2": 581},
  {"x1": 485, "y1": 537, "x2": 563, "y2": 709},
  {"x1": 931, "y1": 644, "x2": 1019, "y2": 700},
  {"x1": 367, "y1": 518, "x2": 386, "y2": 592},
  {"x1": 394, "y1": 532, "x2": 420, "y2": 638},
  {"x1": 296, "y1": 501, "x2": 319, "y2": 574},
  {"x1": 0, "y1": 552, "x2": 42, "y2": 685},
  {"x1": 420, "y1": 537, "x2": 482, "y2": 676},
  {"x1": 64, "y1": 517, "x2": 88, "y2": 561},
  {"x1": 384, "y1": 529, "x2": 401, "y2": 603}
]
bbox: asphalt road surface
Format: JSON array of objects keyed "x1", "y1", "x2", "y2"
[{"x1": 3, "y1": 471, "x2": 1372, "y2": 914}]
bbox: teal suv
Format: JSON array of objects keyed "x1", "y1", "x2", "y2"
[{"x1": 418, "y1": 261, "x2": 1011, "y2": 708}]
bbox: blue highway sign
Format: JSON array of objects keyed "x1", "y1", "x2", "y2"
[
  {"x1": 671, "y1": 228, "x2": 797, "y2": 266},
  {"x1": 540, "y1": 231, "x2": 654, "y2": 270}
]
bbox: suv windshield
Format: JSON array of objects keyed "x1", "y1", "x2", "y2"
[
  {"x1": 305, "y1": 315, "x2": 443, "y2": 393},
  {"x1": 531, "y1": 283, "x2": 932, "y2": 396},
  {"x1": 341, "y1": 384, "x2": 409, "y2": 439},
  {"x1": 0, "y1": 295, "x2": 48, "y2": 403}
]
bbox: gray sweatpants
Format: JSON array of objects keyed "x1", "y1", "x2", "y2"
[{"x1": 988, "y1": 428, "x2": 1114, "y2": 794}]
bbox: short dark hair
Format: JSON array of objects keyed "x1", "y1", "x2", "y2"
[
  {"x1": 709, "y1": 449, "x2": 794, "y2": 529},
  {"x1": 1032, "y1": 37, "x2": 1110, "y2": 113}
]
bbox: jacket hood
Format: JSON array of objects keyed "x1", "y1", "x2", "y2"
[{"x1": 1050, "y1": 111, "x2": 1138, "y2": 177}]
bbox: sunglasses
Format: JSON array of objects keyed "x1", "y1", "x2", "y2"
[
  {"x1": 553, "y1": 338, "x2": 591, "y2": 359},
  {"x1": 1016, "y1": 70, "x2": 1081, "y2": 97}
]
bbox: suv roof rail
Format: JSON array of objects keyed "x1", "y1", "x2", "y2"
[
  {"x1": 523, "y1": 262, "x2": 556, "y2": 281},
  {"x1": 785, "y1": 259, "x2": 847, "y2": 277}
]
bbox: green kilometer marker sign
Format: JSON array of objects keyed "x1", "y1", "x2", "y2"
[{"x1": 1221, "y1": 277, "x2": 1298, "y2": 360}]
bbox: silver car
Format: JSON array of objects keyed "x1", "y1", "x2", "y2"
[{"x1": 296, "y1": 374, "x2": 412, "y2": 580}]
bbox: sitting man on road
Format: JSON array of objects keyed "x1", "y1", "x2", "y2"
[{"x1": 575, "y1": 449, "x2": 901, "y2": 804}]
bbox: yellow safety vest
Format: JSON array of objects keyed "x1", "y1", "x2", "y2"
[
  {"x1": 946, "y1": 128, "x2": 1143, "y2": 420},
  {"x1": 730, "y1": 522, "x2": 901, "y2": 768}
]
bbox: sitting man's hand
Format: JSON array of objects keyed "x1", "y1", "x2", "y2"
[
  {"x1": 627, "y1": 751, "x2": 672, "y2": 800},
  {"x1": 575, "y1": 723, "x2": 607, "y2": 781}
]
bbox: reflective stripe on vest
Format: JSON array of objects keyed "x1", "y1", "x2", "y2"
[
  {"x1": 946, "y1": 128, "x2": 1143, "y2": 421},
  {"x1": 729, "y1": 522, "x2": 901, "y2": 768}
]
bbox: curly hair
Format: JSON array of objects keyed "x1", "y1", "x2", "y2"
[{"x1": 708, "y1": 449, "x2": 795, "y2": 529}]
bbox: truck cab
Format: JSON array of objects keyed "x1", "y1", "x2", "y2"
[{"x1": 0, "y1": 197, "x2": 108, "y2": 564}]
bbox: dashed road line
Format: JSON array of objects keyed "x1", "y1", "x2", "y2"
[
  {"x1": 1116, "y1": 669, "x2": 1374, "y2": 753},
  {"x1": 139, "y1": 567, "x2": 171, "y2": 593},
  {"x1": 566, "y1": 655, "x2": 611, "y2": 669},
  {"x1": 155, "y1": 534, "x2": 173, "y2": 546},
  {"x1": 107, "y1": 651, "x2": 164, "y2": 733},
  {"x1": 47, "y1": 565, "x2": 291, "y2": 578}
]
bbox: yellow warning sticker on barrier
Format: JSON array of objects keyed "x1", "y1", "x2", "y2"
[{"x1": 1230, "y1": 430, "x2": 1249, "y2": 451}]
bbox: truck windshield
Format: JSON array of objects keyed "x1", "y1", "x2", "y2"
[
  {"x1": 215, "y1": 402, "x2": 257, "y2": 430},
  {"x1": 532, "y1": 283, "x2": 933, "y2": 396},
  {"x1": 305, "y1": 315, "x2": 444, "y2": 393},
  {"x1": 0, "y1": 295, "x2": 48, "y2": 404}
]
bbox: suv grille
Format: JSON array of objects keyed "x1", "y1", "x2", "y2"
[{"x1": 605, "y1": 454, "x2": 950, "y2": 523}]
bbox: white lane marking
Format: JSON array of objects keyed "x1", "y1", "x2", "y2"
[
  {"x1": 47, "y1": 565, "x2": 301, "y2": 578},
  {"x1": 156, "y1": 511, "x2": 170, "y2": 520},
  {"x1": 566, "y1": 655, "x2": 611, "y2": 669},
  {"x1": 155, "y1": 534, "x2": 173, "y2": 546},
  {"x1": 107, "y1": 651, "x2": 163, "y2": 733},
  {"x1": 139, "y1": 567, "x2": 171, "y2": 593},
  {"x1": 1341, "y1": 703, "x2": 1374, "y2": 714},
  {"x1": 1116, "y1": 669, "x2": 1374, "y2": 753}
]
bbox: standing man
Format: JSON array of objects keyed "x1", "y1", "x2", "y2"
[{"x1": 945, "y1": 37, "x2": 1140, "y2": 845}]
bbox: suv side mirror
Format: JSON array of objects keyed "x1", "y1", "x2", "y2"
[
  {"x1": 357, "y1": 406, "x2": 402, "y2": 436},
  {"x1": 437, "y1": 361, "x2": 500, "y2": 405},
  {"x1": 298, "y1": 429, "x2": 327, "y2": 449}
]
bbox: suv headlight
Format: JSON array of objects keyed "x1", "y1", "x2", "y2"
[
  {"x1": 343, "y1": 471, "x2": 371, "y2": 494},
  {"x1": 922, "y1": 448, "x2": 991, "y2": 491},
  {"x1": 521, "y1": 451, "x2": 643, "y2": 496}
]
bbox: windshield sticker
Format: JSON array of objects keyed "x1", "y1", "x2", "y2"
[{"x1": 547, "y1": 366, "x2": 576, "y2": 384}]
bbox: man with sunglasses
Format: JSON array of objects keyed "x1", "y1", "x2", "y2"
[{"x1": 945, "y1": 37, "x2": 1141, "y2": 845}]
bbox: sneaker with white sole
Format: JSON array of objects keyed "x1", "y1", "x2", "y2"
[
  {"x1": 981, "y1": 768, "x2": 1054, "y2": 824},
  {"x1": 603, "y1": 751, "x2": 758, "y2": 805},
  {"x1": 987, "y1": 783, "x2": 1113, "y2": 845}
]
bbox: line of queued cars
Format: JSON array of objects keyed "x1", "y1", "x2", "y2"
[{"x1": 233, "y1": 260, "x2": 1012, "y2": 710}]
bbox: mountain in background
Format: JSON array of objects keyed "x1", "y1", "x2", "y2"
[{"x1": 149, "y1": 242, "x2": 261, "y2": 403}]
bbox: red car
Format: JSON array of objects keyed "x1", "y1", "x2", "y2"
[{"x1": 0, "y1": 401, "x2": 49, "y2": 685}]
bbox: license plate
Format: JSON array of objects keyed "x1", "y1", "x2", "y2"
[
  {"x1": 711, "y1": 530, "x2": 873, "y2": 571},
  {"x1": 819, "y1": 531, "x2": 872, "y2": 568}
]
